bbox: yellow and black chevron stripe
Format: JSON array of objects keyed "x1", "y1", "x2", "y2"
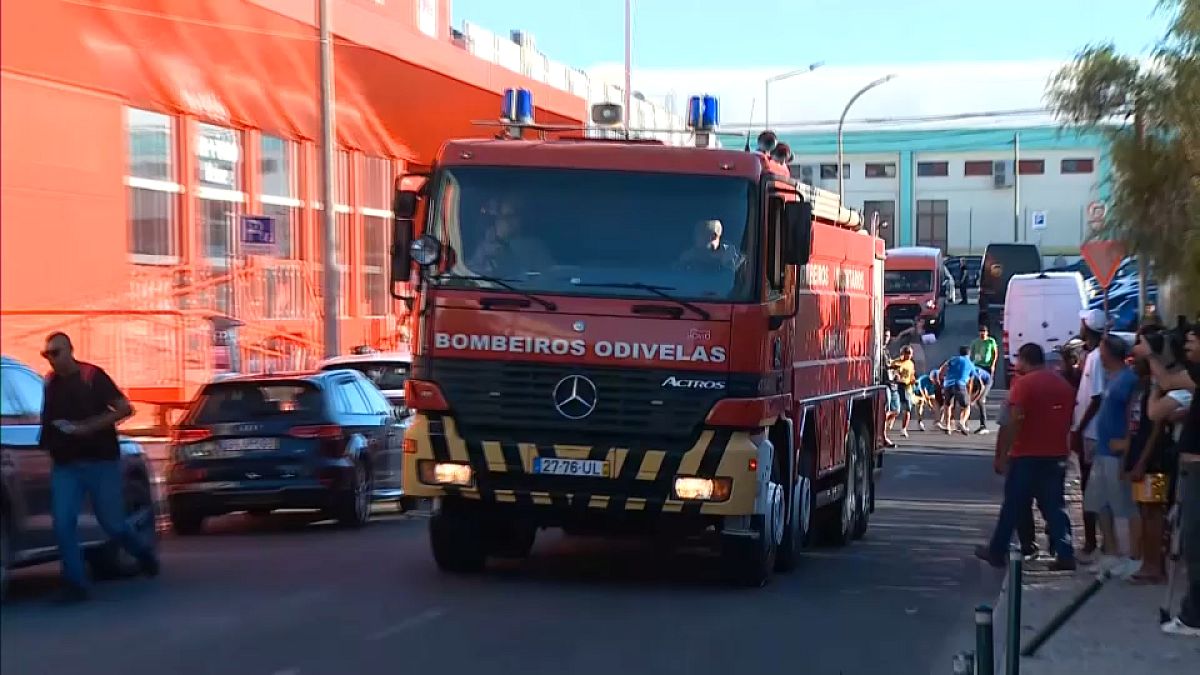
[{"x1": 403, "y1": 414, "x2": 762, "y2": 516}]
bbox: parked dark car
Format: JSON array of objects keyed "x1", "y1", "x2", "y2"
[
  {"x1": 1, "y1": 356, "x2": 157, "y2": 602},
  {"x1": 978, "y1": 243, "x2": 1042, "y2": 325},
  {"x1": 164, "y1": 370, "x2": 406, "y2": 534}
]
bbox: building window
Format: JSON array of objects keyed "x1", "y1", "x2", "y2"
[
  {"x1": 820, "y1": 163, "x2": 849, "y2": 180},
  {"x1": 195, "y1": 123, "x2": 245, "y2": 315},
  {"x1": 916, "y1": 199, "x2": 949, "y2": 252},
  {"x1": 1061, "y1": 158, "x2": 1095, "y2": 174},
  {"x1": 126, "y1": 108, "x2": 181, "y2": 261},
  {"x1": 917, "y1": 161, "x2": 949, "y2": 177},
  {"x1": 361, "y1": 157, "x2": 393, "y2": 317},
  {"x1": 259, "y1": 135, "x2": 298, "y2": 259},
  {"x1": 1017, "y1": 159, "x2": 1045, "y2": 175},
  {"x1": 864, "y1": 162, "x2": 897, "y2": 179},
  {"x1": 964, "y1": 160, "x2": 994, "y2": 177},
  {"x1": 863, "y1": 200, "x2": 896, "y2": 248}
]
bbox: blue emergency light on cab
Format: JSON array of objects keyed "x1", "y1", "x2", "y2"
[
  {"x1": 685, "y1": 95, "x2": 720, "y2": 130},
  {"x1": 502, "y1": 88, "x2": 534, "y2": 124}
]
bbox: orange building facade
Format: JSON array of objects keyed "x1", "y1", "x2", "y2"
[{"x1": 1, "y1": 0, "x2": 587, "y2": 413}]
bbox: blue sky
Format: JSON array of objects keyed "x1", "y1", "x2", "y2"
[{"x1": 451, "y1": 0, "x2": 1166, "y2": 69}]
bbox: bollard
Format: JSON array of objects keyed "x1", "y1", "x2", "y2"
[
  {"x1": 975, "y1": 603, "x2": 994, "y2": 675},
  {"x1": 951, "y1": 651, "x2": 974, "y2": 674},
  {"x1": 1006, "y1": 545, "x2": 1023, "y2": 675}
]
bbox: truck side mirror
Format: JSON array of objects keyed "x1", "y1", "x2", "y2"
[
  {"x1": 784, "y1": 200, "x2": 814, "y2": 266},
  {"x1": 390, "y1": 174, "x2": 428, "y2": 297}
]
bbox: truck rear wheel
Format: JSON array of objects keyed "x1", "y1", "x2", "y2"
[
  {"x1": 721, "y1": 479, "x2": 783, "y2": 587},
  {"x1": 430, "y1": 509, "x2": 487, "y2": 573},
  {"x1": 818, "y1": 427, "x2": 860, "y2": 547},
  {"x1": 851, "y1": 424, "x2": 873, "y2": 540}
]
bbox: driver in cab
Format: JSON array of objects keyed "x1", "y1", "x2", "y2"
[
  {"x1": 675, "y1": 219, "x2": 744, "y2": 273},
  {"x1": 468, "y1": 201, "x2": 553, "y2": 278}
]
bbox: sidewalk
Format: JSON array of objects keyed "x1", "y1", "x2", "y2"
[
  {"x1": 1014, "y1": 571, "x2": 1200, "y2": 673},
  {"x1": 984, "y1": 464, "x2": 1200, "y2": 672}
]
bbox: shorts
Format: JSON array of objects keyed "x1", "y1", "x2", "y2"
[
  {"x1": 944, "y1": 383, "x2": 969, "y2": 408},
  {"x1": 887, "y1": 387, "x2": 901, "y2": 413},
  {"x1": 1083, "y1": 455, "x2": 1136, "y2": 519},
  {"x1": 897, "y1": 387, "x2": 914, "y2": 413}
]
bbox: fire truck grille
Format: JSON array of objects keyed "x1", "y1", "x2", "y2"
[
  {"x1": 422, "y1": 358, "x2": 742, "y2": 448},
  {"x1": 886, "y1": 303, "x2": 923, "y2": 329}
]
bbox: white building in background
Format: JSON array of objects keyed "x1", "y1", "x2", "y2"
[{"x1": 784, "y1": 127, "x2": 1107, "y2": 258}]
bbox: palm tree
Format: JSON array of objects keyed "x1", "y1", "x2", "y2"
[{"x1": 1047, "y1": 0, "x2": 1200, "y2": 315}]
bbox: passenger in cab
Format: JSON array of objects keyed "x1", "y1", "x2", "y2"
[
  {"x1": 468, "y1": 202, "x2": 553, "y2": 278},
  {"x1": 675, "y1": 219, "x2": 745, "y2": 273}
]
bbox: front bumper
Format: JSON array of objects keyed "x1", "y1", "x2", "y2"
[{"x1": 402, "y1": 414, "x2": 768, "y2": 517}]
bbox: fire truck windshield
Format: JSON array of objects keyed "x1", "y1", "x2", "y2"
[
  {"x1": 426, "y1": 166, "x2": 758, "y2": 302},
  {"x1": 884, "y1": 270, "x2": 935, "y2": 295}
]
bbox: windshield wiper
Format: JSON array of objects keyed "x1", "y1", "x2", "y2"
[
  {"x1": 432, "y1": 272, "x2": 557, "y2": 311},
  {"x1": 574, "y1": 282, "x2": 711, "y2": 320}
]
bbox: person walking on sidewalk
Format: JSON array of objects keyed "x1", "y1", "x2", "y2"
[
  {"x1": 975, "y1": 343, "x2": 1077, "y2": 570},
  {"x1": 1084, "y1": 335, "x2": 1142, "y2": 579},
  {"x1": 1145, "y1": 321, "x2": 1200, "y2": 637},
  {"x1": 39, "y1": 332, "x2": 160, "y2": 602},
  {"x1": 1073, "y1": 309, "x2": 1107, "y2": 559}
]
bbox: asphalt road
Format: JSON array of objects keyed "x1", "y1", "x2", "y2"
[{"x1": 0, "y1": 444, "x2": 1006, "y2": 675}]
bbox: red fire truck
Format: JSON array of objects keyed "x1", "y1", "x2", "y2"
[{"x1": 391, "y1": 96, "x2": 888, "y2": 586}]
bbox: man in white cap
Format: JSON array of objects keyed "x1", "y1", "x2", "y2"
[{"x1": 1072, "y1": 307, "x2": 1107, "y2": 559}]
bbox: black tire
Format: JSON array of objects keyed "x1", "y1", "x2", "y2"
[
  {"x1": 489, "y1": 519, "x2": 537, "y2": 559},
  {"x1": 817, "y1": 427, "x2": 859, "y2": 547},
  {"x1": 334, "y1": 461, "x2": 372, "y2": 528},
  {"x1": 1, "y1": 514, "x2": 12, "y2": 604},
  {"x1": 852, "y1": 425, "x2": 873, "y2": 540},
  {"x1": 721, "y1": 465, "x2": 783, "y2": 587},
  {"x1": 87, "y1": 476, "x2": 158, "y2": 579},
  {"x1": 429, "y1": 509, "x2": 487, "y2": 573},
  {"x1": 245, "y1": 508, "x2": 273, "y2": 518},
  {"x1": 775, "y1": 447, "x2": 810, "y2": 573},
  {"x1": 169, "y1": 505, "x2": 205, "y2": 536}
]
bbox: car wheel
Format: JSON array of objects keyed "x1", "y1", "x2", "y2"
[
  {"x1": 488, "y1": 519, "x2": 537, "y2": 559},
  {"x1": 1, "y1": 514, "x2": 12, "y2": 604},
  {"x1": 169, "y1": 505, "x2": 206, "y2": 536},
  {"x1": 335, "y1": 461, "x2": 372, "y2": 528},
  {"x1": 430, "y1": 508, "x2": 487, "y2": 573},
  {"x1": 87, "y1": 476, "x2": 158, "y2": 579}
]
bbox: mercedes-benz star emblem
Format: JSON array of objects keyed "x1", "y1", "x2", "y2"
[
  {"x1": 572, "y1": 320, "x2": 586, "y2": 333},
  {"x1": 552, "y1": 374, "x2": 598, "y2": 420}
]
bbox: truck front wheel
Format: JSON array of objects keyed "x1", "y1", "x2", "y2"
[
  {"x1": 721, "y1": 479, "x2": 783, "y2": 587},
  {"x1": 430, "y1": 508, "x2": 487, "y2": 573}
]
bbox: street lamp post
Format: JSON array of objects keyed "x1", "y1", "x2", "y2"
[
  {"x1": 837, "y1": 74, "x2": 897, "y2": 205},
  {"x1": 318, "y1": 0, "x2": 339, "y2": 358},
  {"x1": 764, "y1": 62, "x2": 824, "y2": 130}
]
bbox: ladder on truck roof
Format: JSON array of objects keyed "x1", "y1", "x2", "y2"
[{"x1": 796, "y1": 181, "x2": 864, "y2": 231}]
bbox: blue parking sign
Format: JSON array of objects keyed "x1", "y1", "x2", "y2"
[{"x1": 241, "y1": 215, "x2": 277, "y2": 255}]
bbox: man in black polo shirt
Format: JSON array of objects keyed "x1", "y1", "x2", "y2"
[{"x1": 40, "y1": 332, "x2": 159, "y2": 601}]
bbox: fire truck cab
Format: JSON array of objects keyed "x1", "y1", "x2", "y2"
[{"x1": 390, "y1": 94, "x2": 887, "y2": 586}]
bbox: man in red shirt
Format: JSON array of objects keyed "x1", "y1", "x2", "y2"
[{"x1": 975, "y1": 343, "x2": 1078, "y2": 570}]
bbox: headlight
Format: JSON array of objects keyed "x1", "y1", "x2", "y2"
[
  {"x1": 418, "y1": 460, "x2": 473, "y2": 486},
  {"x1": 673, "y1": 476, "x2": 732, "y2": 502},
  {"x1": 925, "y1": 299, "x2": 937, "y2": 309}
]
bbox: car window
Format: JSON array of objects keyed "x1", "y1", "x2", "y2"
[
  {"x1": 1, "y1": 366, "x2": 45, "y2": 421},
  {"x1": 188, "y1": 382, "x2": 324, "y2": 424},
  {"x1": 355, "y1": 379, "x2": 392, "y2": 414},
  {"x1": 321, "y1": 361, "x2": 410, "y2": 390},
  {"x1": 337, "y1": 380, "x2": 373, "y2": 415}
]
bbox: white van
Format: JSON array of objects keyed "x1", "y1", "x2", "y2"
[{"x1": 1002, "y1": 272, "x2": 1088, "y2": 370}]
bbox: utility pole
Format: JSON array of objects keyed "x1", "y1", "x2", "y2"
[
  {"x1": 623, "y1": 0, "x2": 632, "y2": 139},
  {"x1": 1134, "y1": 104, "x2": 1148, "y2": 322},
  {"x1": 319, "y1": 0, "x2": 340, "y2": 358},
  {"x1": 1012, "y1": 131, "x2": 1021, "y2": 243},
  {"x1": 837, "y1": 74, "x2": 897, "y2": 207}
]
